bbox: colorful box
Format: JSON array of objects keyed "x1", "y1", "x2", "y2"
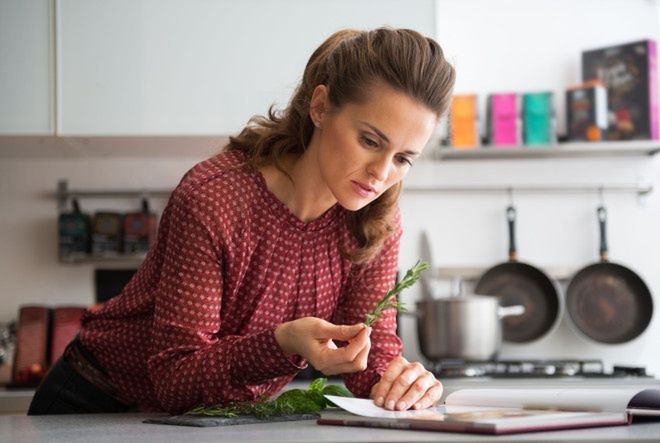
[
  {"x1": 582, "y1": 39, "x2": 658, "y2": 140},
  {"x1": 522, "y1": 92, "x2": 555, "y2": 146},
  {"x1": 450, "y1": 95, "x2": 479, "y2": 148},
  {"x1": 487, "y1": 93, "x2": 521, "y2": 147},
  {"x1": 566, "y1": 80, "x2": 608, "y2": 141}
]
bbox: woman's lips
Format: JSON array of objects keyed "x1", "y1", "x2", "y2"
[{"x1": 351, "y1": 180, "x2": 376, "y2": 198}]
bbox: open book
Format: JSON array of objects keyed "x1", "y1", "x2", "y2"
[{"x1": 318, "y1": 388, "x2": 660, "y2": 435}]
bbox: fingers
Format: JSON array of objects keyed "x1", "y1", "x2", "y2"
[
  {"x1": 279, "y1": 318, "x2": 372, "y2": 375},
  {"x1": 321, "y1": 322, "x2": 366, "y2": 341},
  {"x1": 411, "y1": 380, "x2": 443, "y2": 410},
  {"x1": 384, "y1": 362, "x2": 427, "y2": 411},
  {"x1": 320, "y1": 331, "x2": 371, "y2": 375},
  {"x1": 316, "y1": 327, "x2": 371, "y2": 374},
  {"x1": 370, "y1": 356, "x2": 409, "y2": 407},
  {"x1": 372, "y1": 358, "x2": 439, "y2": 411},
  {"x1": 398, "y1": 371, "x2": 440, "y2": 410}
]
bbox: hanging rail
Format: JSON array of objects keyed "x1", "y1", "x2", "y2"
[
  {"x1": 56, "y1": 179, "x2": 172, "y2": 211},
  {"x1": 56, "y1": 180, "x2": 653, "y2": 211},
  {"x1": 403, "y1": 183, "x2": 653, "y2": 196}
]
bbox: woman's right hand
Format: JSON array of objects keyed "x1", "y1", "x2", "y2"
[{"x1": 274, "y1": 317, "x2": 371, "y2": 375}]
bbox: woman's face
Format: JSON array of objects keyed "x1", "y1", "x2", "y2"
[{"x1": 311, "y1": 84, "x2": 437, "y2": 211}]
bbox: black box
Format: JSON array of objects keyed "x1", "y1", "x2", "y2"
[
  {"x1": 582, "y1": 40, "x2": 658, "y2": 140},
  {"x1": 566, "y1": 81, "x2": 608, "y2": 142}
]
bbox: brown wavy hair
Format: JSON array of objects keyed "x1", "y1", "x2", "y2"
[{"x1": 227, "y1": 27, "x2": 455, "y2": 263}]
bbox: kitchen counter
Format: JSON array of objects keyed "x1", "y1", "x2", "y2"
[
  {"x1": 0, "y1": 388, "x2": 34, "y2": 414},
  {"x1": 4, "y1": 377, "x2": 660, "y2": 415},
  {"x1": 1, "y1": 412, "x2": 660, "y2": 443},
  {"x1": 2, "y1": 379, "x2": 660, "y2": 441}
]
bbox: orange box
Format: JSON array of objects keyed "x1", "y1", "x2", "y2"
[{"x1": 450, "y1": 95, "x2": 479, "y2": 148}]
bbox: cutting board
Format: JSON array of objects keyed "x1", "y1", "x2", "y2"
[{"x1": 143, "y1": 413, "x2": 318, "y2": 427}]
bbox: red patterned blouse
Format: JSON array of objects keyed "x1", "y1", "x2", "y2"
[{"x1": 79, "y1": 150, "x2": 403, "y2": 414}]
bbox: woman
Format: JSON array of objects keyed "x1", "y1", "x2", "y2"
[{"x1": 29, "y1": 27, "x2": 455, "y2": 415}]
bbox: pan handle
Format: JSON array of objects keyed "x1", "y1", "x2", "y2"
[
  {"x1": 507, "y1": 206, "x2": 518, "y2": 262},
  {"x1": 597, "y1": 205, "x2": 609, "y2": 262},
  {"x1": 498, "y1": 305, "x2": 525, "y2": 319}
]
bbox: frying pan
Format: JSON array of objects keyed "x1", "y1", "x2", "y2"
[
  {"x1": 565, "y1": 206, "x2": 653, "y2": 344},
  {"x1": 475, "y1": 206, "x2": 563, "y2": 343}
]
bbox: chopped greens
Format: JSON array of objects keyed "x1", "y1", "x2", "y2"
[{"x1": 185, "y1": 377, "x2": 352, "y2": 418}]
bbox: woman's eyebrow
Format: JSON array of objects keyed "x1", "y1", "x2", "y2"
[
  {"x1": 360, "y1": 121, "x2": 421, "y2": 157},
  {"x1": 361, "y1": 121, "x2": 390, "y2": 143}
]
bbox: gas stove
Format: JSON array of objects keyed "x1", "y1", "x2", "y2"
[{"x1": 428, "y1": 359, "x2": 652, "y2": 379}]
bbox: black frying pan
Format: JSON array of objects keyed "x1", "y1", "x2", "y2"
[
  {"x1": 475, "y1": 206, "x2": 562, "y2": 343},
  {"x1": 565, "y1": 206, "x2": 653, "y2": 344}
]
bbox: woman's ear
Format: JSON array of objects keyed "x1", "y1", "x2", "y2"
[{"x1": 309, "y1": 85, "x2": 329, "y2": 128}]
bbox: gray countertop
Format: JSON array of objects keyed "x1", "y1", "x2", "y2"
[
  {"x1": 3, "y1": 376, "x2": 660, "y2": 415},
  {"x1": 3, "y1": 378, "x2": 660, "y2": 442},
  {"x1": 1, "y1": 412, "x2": 660, "y2": 443}
]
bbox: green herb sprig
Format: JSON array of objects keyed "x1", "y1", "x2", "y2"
[
  {"x1": 185, "y1": 377, "x2": 352, "y2": 418},
  {"x1": 363, "y1": 260, "x2": 430, "y2": 327}
]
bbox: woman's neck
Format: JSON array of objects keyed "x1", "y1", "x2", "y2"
[{"x1": 258, "y1": 149, "x2": 337, "y2": 223}]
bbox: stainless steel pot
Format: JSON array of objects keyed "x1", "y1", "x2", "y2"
[{"x1": 412, "y1": 295, "x2": 524, "y2": 361}]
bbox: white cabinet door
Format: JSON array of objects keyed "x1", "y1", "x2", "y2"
[
  {"x1": 0, "y1": 0, "x2": 53, "y2": 135},
  {"x1": 58, "y1": 0, "x2": 435, "y2": 136}
]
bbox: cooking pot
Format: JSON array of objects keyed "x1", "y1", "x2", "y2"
[{"x1": 410, "y1": 293, "x2": 524, "y2": 361}]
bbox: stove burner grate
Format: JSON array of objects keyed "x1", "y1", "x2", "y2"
[{"x1": 428, "y1": 359, "x2": 649, "y2": 378}]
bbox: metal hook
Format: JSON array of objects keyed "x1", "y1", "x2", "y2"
[{"x1": 507, "y1": 187, "x2": 514, "y2": 206}]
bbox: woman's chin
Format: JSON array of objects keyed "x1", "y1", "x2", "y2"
[{"x1": 337, "y1": 196, "x2": 375, "y2": 212}]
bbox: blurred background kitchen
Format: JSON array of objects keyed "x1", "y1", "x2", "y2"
[{"x1": 1, "y1": 0, "x2": 659, "y2": 412}]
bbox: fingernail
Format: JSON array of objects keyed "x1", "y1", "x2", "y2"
[
  {"x1": 386, "y1": 400, "x2": 395, "y2": 410},
  {"x1": 397, "y1": 401, "x2": 407, "y2": 410},
  {"x1": 375, "y1": 396, "x2": 384, "y2": 406}
]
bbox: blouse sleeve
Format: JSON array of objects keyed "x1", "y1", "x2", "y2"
[
  {"x1": 146, "y1": 186, "x2": 305, "y2": 415},
  {"x1": 332, "y1": 210, "x2": 404, "y2": 398}
]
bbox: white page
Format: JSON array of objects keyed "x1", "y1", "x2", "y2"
[
  {"x1": 325, "y1": 396, "x2": 440, "y2": 419},
  {"x1": 323, "y1": 395, "x2": 627, "y2": 430},
  {"x1": 445, "y1": 388, "x2": 644, "y2": 412},
  {"x1": 325, "y1": 395, "x2": 513, "y2": 419}
]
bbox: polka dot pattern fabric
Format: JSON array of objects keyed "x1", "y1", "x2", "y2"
[{"x1": 79, "y1": 150, "x2": 403, "y2": 414}]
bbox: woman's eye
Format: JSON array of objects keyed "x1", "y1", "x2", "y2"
[
  {"x1": 396, "y1": 156, "x2": 413, "y2": 166},
  {"x1": 361, "y1": 136, "x2": 379, "y2": 148}
]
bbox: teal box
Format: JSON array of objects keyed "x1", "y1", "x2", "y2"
[{"x1": 523, "y1": 92, "x2": 555, "y2": 145}]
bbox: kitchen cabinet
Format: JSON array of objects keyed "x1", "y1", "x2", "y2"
[
  {"x1": 0, "y1": 0, "x2": 53, "y2": 135},
  {"x1": 57, "y1": 0, "x2": 435, "y2": 136}
]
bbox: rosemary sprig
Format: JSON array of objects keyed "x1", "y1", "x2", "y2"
[
  {"x1": 363, "y1": 260, "x2": 430, "y2": 327},
  {"x1": 185, "y1": 377, "x2": 352, "y2": 418}
]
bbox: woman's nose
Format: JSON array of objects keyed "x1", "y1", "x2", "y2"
[{"x1": 367, "y1": 156, "x2": 389, "y2": 182}]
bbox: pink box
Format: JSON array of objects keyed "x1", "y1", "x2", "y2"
[{"x1": 489, "y1": 94, "x2": 520, "y2": 146}]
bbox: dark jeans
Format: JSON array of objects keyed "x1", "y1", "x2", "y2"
[{"x1": 28, "y1": 352, "x2": 132, "y2": 415}]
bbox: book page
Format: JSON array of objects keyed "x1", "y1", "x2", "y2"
[
  {"x1": 323, "y1": 395, "x2": 628, "y2": 430},
  {"x1": 324, "y1": 396, "x2": 444, "y2": 419},
  {"x1": 445, "y1": 388, "x2": 645, "y2": 412}
]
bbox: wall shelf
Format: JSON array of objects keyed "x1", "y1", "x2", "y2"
[
  {"x1": 432, "y1": 140, "x2": 660, "y2": 160},
  {"x1": 403, "y1": 183, "x2": 653, "y2": 196},
  {"x1": 59, "y1": 254, "x2": 146, "y2": 265}
]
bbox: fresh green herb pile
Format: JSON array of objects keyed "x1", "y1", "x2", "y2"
[
  {"x1": 363, "y1": 260, "x2": 430, "y2": 327},
  {"x1": 185, "y1": 377, "x2": 352, "y2": 418}
]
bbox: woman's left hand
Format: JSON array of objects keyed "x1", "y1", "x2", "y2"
[{"x1": 369, "y1": 356, "x2": 442, "y2": 411}]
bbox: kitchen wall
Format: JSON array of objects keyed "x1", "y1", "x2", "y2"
[
  {"x1": 1, "y1": 0, "x2": 659, "y2": 376},
  {"x1": 398, "y1": 0, "x2": 660, "y2": 374}
]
